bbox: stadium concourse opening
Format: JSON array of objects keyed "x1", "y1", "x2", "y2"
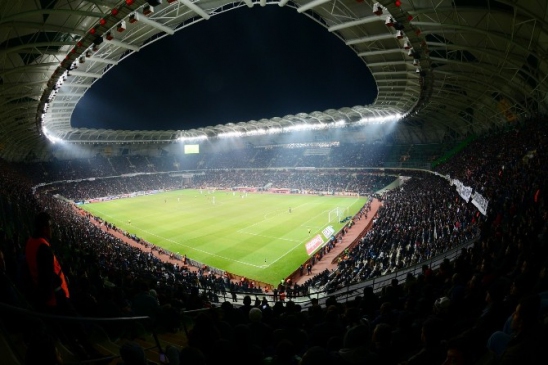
[{"x1": 80, "y1": 197, "x2": 382, "y2": 294}]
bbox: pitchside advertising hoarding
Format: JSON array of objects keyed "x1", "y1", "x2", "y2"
[{"x1": 305, "y1": 226, "x2": 335, "y2": 255}]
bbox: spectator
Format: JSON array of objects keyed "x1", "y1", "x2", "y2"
[
  {"x1": 300, "y1": 346, "x2": 333, "y2": 365},
  {"x1": 24, "y1": 211, "x2": 103, "y2": 361},
  {"x1": 371, "y1": 323, "x2": 398, "y2": 365},
  {"x1": 441, "y1": 336, "x2": 472, "y2": 365},
  {"x1": 487, "y1": 294, "x2": 544, "y2": 364},
  {"x1": 118, "y1": 342, "x2": 155, "y2": 365},
  {"x1": 263, "y1": 339, "x2": 301, "y2": 365},
  {"x1": 332, "y1": 323, "x2": 380, "y2": 365},
  {"x1": 247, "y1": 307, "x2": 274, "y2": 351},
  {"x1": 401, "y1": 317, "x2": 446, "y2": 365},
  {"x1": 24, "y1": 211, "x2": 70, "y2": 311}
]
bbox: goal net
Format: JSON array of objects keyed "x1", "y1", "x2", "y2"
[{"x1": 328, "y1": 207, "x2": 349, "y2": 223}]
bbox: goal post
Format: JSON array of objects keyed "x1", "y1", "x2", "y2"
[{"x1": 328, "y1": 207, "x2": 349, "y2": 223}]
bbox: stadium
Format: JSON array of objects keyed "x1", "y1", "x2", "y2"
[{"x1": 0, "y1": 1, "x2": 547, "y2": 365}]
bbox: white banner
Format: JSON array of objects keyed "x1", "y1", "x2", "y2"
[
  {"x1": 472, "y1": 191, "x2": 489, "y2": 216},
  {"x1": 453, "y1": 179, "x2": 472, "y2": 202},
  {"x1": 461, "y1": 185, "x2": 473, "y2": 202}
]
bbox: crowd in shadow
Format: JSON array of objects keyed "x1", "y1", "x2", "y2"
[{"x1": 0, "y1": 117, "x2": 546, "y2": 364}]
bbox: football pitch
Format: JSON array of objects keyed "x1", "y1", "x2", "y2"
[{"x1": 80, "y1": 189, "x2": 367, "y2": 286}]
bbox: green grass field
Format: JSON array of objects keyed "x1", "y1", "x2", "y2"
[{"x1": 80, "y1": 189, "x2": 367, "y2": 286}]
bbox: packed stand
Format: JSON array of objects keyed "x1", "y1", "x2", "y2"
[{"x1": 0, "y1": 118, "x2": 546, "y2": 365}]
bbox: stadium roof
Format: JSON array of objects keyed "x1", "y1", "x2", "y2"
[{"x1": 1, "y1": 0, "x2": 547, "y2": 161}]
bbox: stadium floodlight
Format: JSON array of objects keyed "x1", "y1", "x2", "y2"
[
  {"x1": 215, "y1": 119, "x2": 360, "y2": 139},
  {"x1": 177, "y1": 135, "x2": 207, "y2": 142},
  {"x1": 117, "y1": 20, "x2": 127, "y2": 32},
  {"x1": 356, "y1": 113, "x2": 402, "y2": 125},
  {"x1": 143, "y1": 5, "x2": 154, "y2": 16},
  {"x1": 218, "y1": 131, "x2": 243, "y2": 138},
  {"x1": 285, "y1": 124, "x2": 313, "y2": 132},
  {"x1": 42, "y1": 127, "x2": 63, "y2": 144},
  {"x1": 246, "y1": 129, "x2": 267, "y2": 136},
  {"x1": 373, "y1": 2, "x2": 383, "y2": 16}
]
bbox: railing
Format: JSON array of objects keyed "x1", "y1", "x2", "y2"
[
  {"x1": 217, "y1": 235, "x2": 478, "y2": 310},
  {"x1": 320, "y1": 237, "x2": 478, "y2": 305}
]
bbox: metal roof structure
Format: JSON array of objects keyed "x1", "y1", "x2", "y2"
[{"x1": 1, "y1": 0, "x2": 547, "y2": 161}]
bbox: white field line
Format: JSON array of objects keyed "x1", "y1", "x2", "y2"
[
  {"x1": 87, "y1": 209, "x2": 268, "y2": 269},
  {"x1": 86, "y1": 196, "x2": 364, "y2": 270}
]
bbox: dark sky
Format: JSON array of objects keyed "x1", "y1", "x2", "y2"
[{"x1": 72, "y1": 6, "x2": 377, "y2": 131}]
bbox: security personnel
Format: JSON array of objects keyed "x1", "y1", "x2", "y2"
[
  {"x1": 25, "y1": 211, "x2": 70, "y2": 310},
  {"x1": 25, "y1": 212, "x2": 104, "y2": 361}
]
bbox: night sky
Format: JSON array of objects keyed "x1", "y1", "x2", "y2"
[{"x1": 72, "y1": 6, "x2": 377, "y2": 131}]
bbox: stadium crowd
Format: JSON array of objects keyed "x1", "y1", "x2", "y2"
[
  {"x1": 0, "y1": 117, "x2": 546, "y2": 365},
  {"x1": 51, "y1": 170, "x2": 394, "y2": 202},
  {"x1": 14, "y1": 140, "x2": 393, "y2": 185},
  {"x1": 302, "y1": 172, "x2": 481, "y2": 294}
]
